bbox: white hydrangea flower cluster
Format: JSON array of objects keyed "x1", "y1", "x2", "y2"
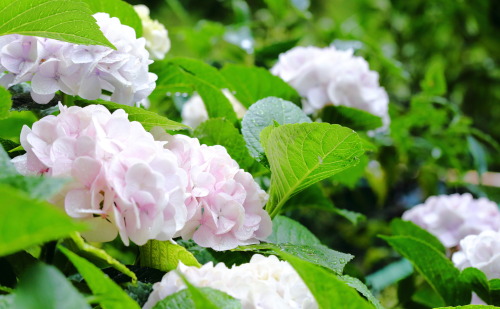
[
  {"x1": 452, "y1": 230, "x2": 500, "y2": 305},
  {"x1": 143, "y1": 254, "x2": 318, "y2": 309},
  {"x1": 152, "y1": 129, "x2": 272, "y2": 251},
  {"x1": 271, "y1": 46, "x2": 389, "y2": 127},
  {"x1": 181, "y1": 89, "x2": 247, "y2": 128},
  {"x1": 402, "y1": 193, "x2": 500, "y2": 248},
  {"x1": 453, "y1": 230, "x2": 500, "y2": 279},
  {"x1": 12, "y1": 104, "x2": 186, "y2": 246},
  {"x1": 0, "y1": 13, "x2": 156, "y2": 105},
  {"x1": 134, "y1": 5, "x2": 170, "y2": 60}
]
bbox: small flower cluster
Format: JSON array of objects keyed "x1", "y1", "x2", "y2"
[
  {"x1": 153, "y1": 129, "x2": 272, "y2": 251},
  {"x1": 0, "y1": 13, "x2": 156, "y2": 105},
  {"x1": 181, "y1": 89, "x2": 246, "y2": 128},
  {"x1": 402, "y1": 193, "x2": 500, "y2": 248},
  {"x1": 144, "y1": 254, "x2": 318, "y2": 309},
  {"x1": 12, "y1": 104, "x2": 271, "y2": 250},
  {"x1": 271, "y1": 46, "x2": 389, "y2": 127},
  {"x1": 134, "y1": 5, "x2": 170, "y2": 60}
]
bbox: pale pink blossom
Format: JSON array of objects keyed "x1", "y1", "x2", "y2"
[
  {"x1": 152, "y1": 128, "x2": 272, "y2": 250},
  {"x1": 271, "y1": 46, "x2": 389, "y2": 128},
  {"x1": 11, "y1": 104, "x2": 187, "y2": 245},
  {"x1": 402, "y1": 193, "x2": 500, "y2": 248},
  {"x1": 143, "y1": 254, "x2": 318, "y2": 309}
]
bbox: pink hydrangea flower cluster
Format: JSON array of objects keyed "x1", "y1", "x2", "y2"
[
  {"x1": 12, "y1": 104, "x2": 271, "y2": 249},
  {"x1": 152, "y1": 128, "x2": 272, "y2": 251},
  {"x1": 12, "y1": 104, "x2": 187, "y2": 246},
  {"x1": 0, "y1": 13, "x2": 156, "y2": 105},
  {"x1": 271, "y1": 46, "x2": 389, "y2": 127},
  {"x1": 402, "y1": 193, "x2": 500, "y2": 248},
  {"x1": 144, "y1": 254, "x2": 318, "y2": 309}
]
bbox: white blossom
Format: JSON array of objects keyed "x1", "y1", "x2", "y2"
[
  {"x1": 134, "y1": 4, "x2": 170, "y2": 60},
  {"x1": 143, "y1": 254, "x2": 318, "y2": 309},
  {"x1": 402, "y1": 193, "x2": 500, "y2": 248},
  {"x1": 271, "y1": 46, "x2": 389, "y2": 128}
]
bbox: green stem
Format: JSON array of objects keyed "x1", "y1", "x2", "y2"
[{"x1": 0, "y1": 286, "x2": 14, "y2": 294}]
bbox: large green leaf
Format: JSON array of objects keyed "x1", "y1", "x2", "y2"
[
  {"x1": 235, "y1": 243, "x2": 353, "y2": 275},
  {"x1": 321, "y1": 106, "x2": 383, "y2": 131},
  {"x1": 390, "y1": 219, "x2": 446, "y2": 254},
  {"x1": 0, "y1": 185, "x2": 86, "y2": 257},
  {"x1": 0, "y1": 0, "x2": 114, "y2": 48},
  {"x1": 152, "y1": 58, "x2": 237, "y2": 122},
  {"x1": 140, "y1": 240, "x2": 201, "y2": 272},
  {"x1": 193, "y1": 118, "x2": 254, "y2": 170},
  {"x1": 220, "y1": 64, "x2": 300, "y2": 108},
  {"x1": 152, "y1": 287, "x2": 241, "y2": 309},
  {"x1": 59, "y1": 246, "x2": 140, "y2": 309},
  {"x1": 281, "y1": 253, "x2": 374, "y2": 309},
  {"x1": 267, "y1": 216, "x2": 321, "y2": 245},
  {"x1": 75, "y1": 100, "x2": 189, "y2": 131},
  {"x1": 0, "y1": 146, "x2": 68, "y2": 200},
  {"x1": 262, "y1": 122, "x2": 364, "y2": 217},
  {"x1": 241, "y1": 97, "x2": 311, "y2": 163},
  {"x1": 83, "y1": 0, "x2": 142, "y2": 37},
  {"x1": 381, "y1": 235, "x2": 470, "y2": 306},
  {"x1": 0, "y1": 86, "x2": 11, "y2": 120},
  {"x1": 11, "y1": 263, "x2": 90, "y2": 309}
]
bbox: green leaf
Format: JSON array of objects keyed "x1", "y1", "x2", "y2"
[
  {"x1": 234, "y1": 243, "x2": 353, "y2": 275},
  {"x1": 435, "y1": 305, "x2": 498, "y2": 309},
  {"x1": 420, "y1": 59, "x2": 447, "y2": 96},
  {"x1": 0, "y1": 86, "x2": 11, "y2": 120},
  {"x1": 152, "y1": 287, "x2": 241, "y2": 309},
  {"x1": 11, "y1": 263, "x2": 90, "y2": 309},
  {"x1": 281, "y1": 253, "x2": 373, "y2": 309},
  {"x1": 0, "y1": 146, "x2": 68, "y2": 200},
  {"x1": 241, "y1": 97, "x2": 311, "y2": 163},
  {"x1": 66, "y1": 233, "x2": 137, "y2": 283},
  {"x1": 153, "y1": 58, "x2": 237, "y2": 122},
  {"x1": 321, "y1": 105, "x2": 383, "y2": 131},
  {"x1": 267, "y1": 216, "x2": 321, "y2": 245},
  {"x1": 0, "y1": 185, "x2": 86, "y2": 257},
  {"x1": 83, "y1": 0, "x2": 142, "y2": 37},
  {"x1": 381, "y1": 235, "x2": 470, "y2": 305},
  {"x1": 467, "y1": 135, "x2": 488, "y2": 176},
  {"x1": 140, "y1": 240, "x2": 201, "y2": 272},
  {"x1": 460, "y1": 268, "x2": 491, "y2": 304},
  {"x1": 193, "y1": 118, "x2": 254, "y2": 170},
  {"x1": 75, "y1": 100, "x2": 189, "y2": 131},
  {"x1": 59, "y1": 246, "x2": 140, "y2": 309},
  {"x1": 183, "y1": 278, "x2": 242, "y2": 309},
  {"x1": 390, "y1": 219, "x2": 446, "y2": 254},
  {"x1": 340, "y1": 275, "x2": 384, "y2": 309},
  {"x1": 263, "y1": 122, "x2": 364, "y2": 217},
  {"x1": 220, "y1": 64, "x2": 300, "y2": 108},
  {"x1": 0, "y1": 0, "x2": 115, "y2": 49}
]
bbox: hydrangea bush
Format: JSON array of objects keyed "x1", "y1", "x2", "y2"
[{"x1": 0, "y1": 1, "x2": 499, "y2": 309}]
